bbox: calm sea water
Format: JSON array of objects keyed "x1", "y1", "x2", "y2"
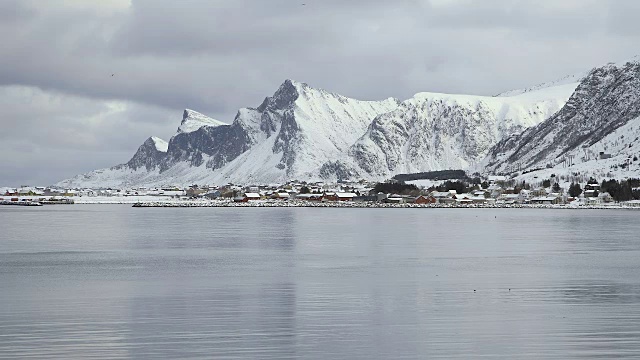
[{"x1": 1, "y1": 205, "x2": 640, "y2": 359}]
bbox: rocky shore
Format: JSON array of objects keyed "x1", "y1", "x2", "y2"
[{"x1": 131, "y1": 199, "x2": 639, "y2": 210}]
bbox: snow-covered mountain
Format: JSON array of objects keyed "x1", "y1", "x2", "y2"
[
  {"x1": 58, "y1": 80, "x2": 400, "y2": 187},
  {"x1": 482, "y1": 59, "x2": 640, "y2": 179},
  {"x1": 58, "y1": 76, "x2": 583, "y2": 188},
  {"x1": 318, "y1": 83, "x2": 577, "y2": 180}
]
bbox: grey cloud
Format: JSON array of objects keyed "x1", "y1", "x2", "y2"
[
  {"x1": 604, "y1": 1, "x2": 640, "y2": 37},
  {"x1": 0, "y1": 141, "x2": 132, "y2": 186},
  {"x1": 423, "y1": 0, "x2": 606, "y2": 33},
  {"x1": 0, "y1": 0, "x2": 36, "y2": 22},
  {"x1": 112, "y1": 0, "x2": 327, "y2": 56},
  {"x1": 3, "y1": 0, "x2": 637, "y2": 112},
  {"x1": 0, "y1": 0, "x2": 639, "y2": 185},
  {"x1": 0, "y1": 86, "x2": 177, "y2": 185}
]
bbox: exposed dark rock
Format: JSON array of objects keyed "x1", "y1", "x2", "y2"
[
  {"x1": 126, "y1": 137, "x2": 167, "y2": 171},
  {"x1": 485, "y1": 61, "x2": 640, "y2": 173}
]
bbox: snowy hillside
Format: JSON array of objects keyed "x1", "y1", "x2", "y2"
[
  {"x1": 319, "y1": 83, "x2": 576, "y2": 180},
  {"x1": 508, "y1": 115, "x2": 640, "y2": 186},
  {"x1": 483, "y1": 59, "x2": 640, "y2": 179},
  {"x1": 496, "y1": 73, "x2": 583, "y2": 98}
]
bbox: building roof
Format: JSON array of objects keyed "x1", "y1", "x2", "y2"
[
  {"x1": 431, "y1": 191, "x2": 451, "y2": 198},
  {"x1": 296, "y1": 193, "x2": 322, "y2": 199},
  {"x1": 531, "y1": 196, "x2": 559, "y2": 201},
  {"x1": 454, "y1": 193, "x2": 472, "y2": 199}
]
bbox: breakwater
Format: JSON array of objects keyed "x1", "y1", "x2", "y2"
[
  {"x1": 131, "y1": 200, "x2": 638, "y2": 210},
  {"x1": 0, "y1": 200, "x2": 43, "y2": 206}
]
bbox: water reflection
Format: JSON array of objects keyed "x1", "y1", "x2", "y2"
[
  {"x1": 559, "y1": 281, "x2": 640, "y2": 305},
  {"x1": 126, "y1": 282, "x2": 297, "y2": 359},
  {"x1": 2, "y1": 206, "x2": 640, "y2": 358}
]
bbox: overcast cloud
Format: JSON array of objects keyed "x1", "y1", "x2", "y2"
[{"x1": 1, "y1": 0, "x2": 639, "y2": 185}]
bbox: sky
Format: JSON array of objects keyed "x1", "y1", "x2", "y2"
[{"x1": 1, "y1": 0, "x2": 639, "y2": 186}]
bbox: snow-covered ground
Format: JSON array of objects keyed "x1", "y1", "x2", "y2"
[
  {"x1": 405, "y1": 179, "x2": 444, "y2": 189},
  {"x1": 0, "y1": 195, "x2": 186, "y2": 204},
  {"x1": 74, "y1": 196, "x2": 187, "y2": 204}
]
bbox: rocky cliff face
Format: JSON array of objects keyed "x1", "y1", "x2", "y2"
[
  {"x1": 483, "y1": 60, "x2": 640, "y2": 175},
  {"x1": 125, "y1": 136, "x2": 168, "y2": 171},
  {"x1": 162, "y1": 121, "x2": 252, "y2": 171}
]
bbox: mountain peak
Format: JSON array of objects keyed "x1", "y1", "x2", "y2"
[
  {"x1": 149, "y1": 136, "x2": 168, "y2": 152},
  {"x1": 268, "y1": 79, "x2": 303, "y2": 110},
  {"x1": 182, "y1": 108, "x2": 209, "y2": 120},
  {"x1": 280, "y1": 78, "x2": 306, "y2": 88},
  {"x1": 609, "y1": 54, "x2": 640, "y2": 67},
  {"x1": 178, "y1": 109, "x2": 227, "y2": 133}
]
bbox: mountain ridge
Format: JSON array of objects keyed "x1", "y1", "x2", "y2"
[
  {"x1": 482, "y1": 59, "x2": 640, "y2": 178},
  {"x1": 57, "y1": 58, "x2": 639, "y2": 188}
]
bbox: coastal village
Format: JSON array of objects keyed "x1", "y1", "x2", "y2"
[{"x1": 3, "y1": 175, "x2": 640, "y2": 208}]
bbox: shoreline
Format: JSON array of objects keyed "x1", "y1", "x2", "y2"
[
  {"x1": 128, "y1": 200, "x2": 640, "y2": 210},
  {"x1": 7, "y1": 197, "x2": 636, "y2": 210}
]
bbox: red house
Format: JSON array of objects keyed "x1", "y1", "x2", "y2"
[{"x1": 414, "y1": 195, "x2": 437, "y2": 204}]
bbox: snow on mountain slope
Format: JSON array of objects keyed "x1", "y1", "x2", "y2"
[
  {"x1": 196, "y1": 80, "x2": 400, "y2": 184},
  {"x1": 150, "y1": 136, "x2": 168, "y2": 152},
  {"x1": 57, "y1": 80, "x2": 400, "y2": 187},
  {"x1": 65, "y1": 55, "x2": 640, "y2": 188},
  {"x1": 177, "y1": 109, "x2": 227, "y2": 133},
  {"x1": 318, "y1": 82, "x2": 576, "y2": 181},
  {"x1": 495, "y1": 56, "x2": 640, "y2": 98},
  {"x1": 509, "y1": 115, "x2": 640, "y2": 185},
  {"x1": 483, "y1": 59, "x2": 640, "y2": 177},
  {"x1": 496, "y1": 73, "x2": 583, "y2": 98}
]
